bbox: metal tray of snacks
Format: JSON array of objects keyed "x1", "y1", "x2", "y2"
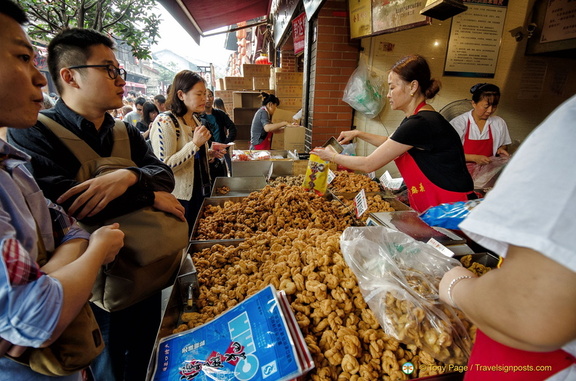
[{"x1": 210, "y1": 176, "x2": 267, "y2": 197}]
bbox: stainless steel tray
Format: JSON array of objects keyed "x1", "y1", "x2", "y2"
[
  {"x1": 368, "y1": 210, "x2": 466, "y2": 246},
  {"x1": 146, "y1": 240, "x2": 243, "y2": 380},
  {"x1": 210, "y1": 176, "x2": 267, "y2": 197}
]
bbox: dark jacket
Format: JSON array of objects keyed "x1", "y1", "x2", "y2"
[{"x1": 8, "y1": 100, "x2": 175, "y2": 224}]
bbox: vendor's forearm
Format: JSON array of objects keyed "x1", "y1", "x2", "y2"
[
  {"x1": 330, "y1": 153, "x2": 379, "y2": 173},
  {"x1": 453, "y1": 246, "x2": 576, "y2": 352},
  {"x1": 264, "y1": 122, "x2": 287, "y2": 132},
  {"x1": 356, "y1": 131, "x2": 388, "y2": 146}
]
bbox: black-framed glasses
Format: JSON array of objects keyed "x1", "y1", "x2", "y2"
[{"x1": 67, "y1": 64, "x2": 127, "y2": 81}]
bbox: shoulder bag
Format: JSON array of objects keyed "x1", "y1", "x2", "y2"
[{"x1": 38, "y1": 114, "x2": 188, "y2": 312}]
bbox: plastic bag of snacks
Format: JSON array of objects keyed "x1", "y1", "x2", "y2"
[
  {"x1": 419, "y1": 199, "x2": 483, "y2": 230},
  {"x1": 302, "y1": 153, "x2": 329, "y2": 195},
  {"x1": 341, "y1": 226, "x2": 475, "y2": 365}
]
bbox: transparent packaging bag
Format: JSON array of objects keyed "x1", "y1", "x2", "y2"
[
  {"x1": 340, "y1": 226, "x2": 475, "y2": 364},
  {"x1": 342, "y1": 60, "x2": 385, "y2": 119}
]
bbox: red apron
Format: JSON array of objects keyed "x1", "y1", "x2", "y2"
[
  {"x1": 465, "y1": 330, "x2": 575, "y2": 380},
  {"x1": 253, "y1": 107, "x2": 273, "y2": 150},
  {"x1": 463, "y1": 119, "x2": 493, "y2": 175},
  {"x1": 253, "y1": 132, "x2": 272, "y2": 150},
  {"x1": 463, "y1": 119, "x2": 493, "y2": 157},
  {"x1": 394, "y1": 102, "x2": 471, "y2": 213}
]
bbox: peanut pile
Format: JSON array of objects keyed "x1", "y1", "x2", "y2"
[
  {"x1": 338, "y1": 194, "x2": 396, "y2": 222},
  {"x1": 269, "y1": 174, "x2": 306, "y2": 187},
  {"x1": 192, "y1": 185, "x2": 355, "y2": 240},
  {"x1": 328, "y1": 171, "x2": 381, "y2": 193},
  {"x1": 177, "y1": 229, "x2": 449, "y2": 380}
]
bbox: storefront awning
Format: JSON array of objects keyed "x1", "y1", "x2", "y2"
[{"x1": 158, "y1": 0, "x2": 271, "y2": 44}]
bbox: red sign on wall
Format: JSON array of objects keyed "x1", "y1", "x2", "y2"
[{"x1": 292, "y1": 12, "x2": 306, "y2": 55}]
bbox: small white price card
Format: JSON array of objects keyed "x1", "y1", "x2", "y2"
[
  {"x1": 354, "y1": 189, "x2": 368, "y2": 218},
  {"x1": 380, "y1": 171, "x2": 403, "y2": 190},
  {"x1": 427, "y1": 238, "x2": 454, "y2": 258},
  {"x1": 327, "y1": 169, "x2": 336, "y2": 184},
  {"x1": 367, "y1": 171, "x2": 376, "y2": 179}
]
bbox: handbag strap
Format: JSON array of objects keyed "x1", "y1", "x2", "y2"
[{"x1": 37, "y1": 114, "x2": 131, "y2": 163}]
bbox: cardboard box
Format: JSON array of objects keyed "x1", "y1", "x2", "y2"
[
  {"x1": 278, "y1": 97, "x2": 302, "y2": 111},
  {"x1": 253, "y1": 77, "x2": 272, "y2": 90},
  {"x1": 233, "y1": 91, "x2": 262, "y2": 109},
  {"x1": 233, "y1": 108, "x2": 259, "y2": 125},
  {"x1": 274, "y1": 85, "x2": 303, "y2": 98},
  {"x1": 274, "y1": 72, "x2": 303, "y2": 85},
  {"x1": 272, "y1": 125, "x2": 306, "y2": 151},
  {"x1": 272, "y1": 108, "x2": 299, "y2": 124},
  {"x1": 217, "y1": 78, "x2": 225, "y2": 91},
  {"x1": 242, "y1": 64, "x2": 271, "y2": 78},
  {"x1": 224, "y1": 77, "x2": 252, "y2": 90}
]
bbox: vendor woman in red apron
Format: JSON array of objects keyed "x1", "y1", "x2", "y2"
[
  {"x1": 449, "y1": 83, "x2": 511, "y2": 174},
  {"x1": 249, "y1": 92, "x2": 290, "y2": 150},
  {"x1": 440, "y1": 96, "x2": 576, "y2": 380},
  {"x1": 313, "y1": 55, "x2": 474, "y2": 213}
]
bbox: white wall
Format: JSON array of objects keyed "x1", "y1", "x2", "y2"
[{"x1": 353, "y1": 0, "x2": 576, "y2": 177}]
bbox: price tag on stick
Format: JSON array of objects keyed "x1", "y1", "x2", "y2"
[{"x1": 354, "y1": 189, "x2": 368, "y2": 218}]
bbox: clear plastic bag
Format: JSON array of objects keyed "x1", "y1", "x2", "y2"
[
  {"x1": 340, "y1": 226, "x2": 475, "y2": 364},
  {"x1": 342, "y1": 61, "x2": 385, "y2": 119},
  {"x1": 470, "y1": 156, "x2": 509, "y2": 189}
]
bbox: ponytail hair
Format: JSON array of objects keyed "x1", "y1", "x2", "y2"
[
  {"x1": 260, "y1": 91, "x2": 281, "y2": 107},
  {"x1": 390, "y1": 55, "x2": 441, "y2": 99}
]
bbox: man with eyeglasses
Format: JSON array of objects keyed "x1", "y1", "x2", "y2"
[
  {"x1": 8, "y1": 28, "x2": 185, "y2": 381},
  {"x1": 123, "y1": 96, "x2": 146, "y2": 128}
]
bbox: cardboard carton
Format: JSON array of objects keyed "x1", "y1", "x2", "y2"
[{"x1": 242, "y1": 64, "x2": 271, "y2": 78}]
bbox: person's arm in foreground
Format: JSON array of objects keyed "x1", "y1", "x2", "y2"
[
  {"x1": 313, "y1": 138, "x2": 411, "y2": 173},
  {"x1": 440, "y1": 245, "x2": 576, "y2": 352}
]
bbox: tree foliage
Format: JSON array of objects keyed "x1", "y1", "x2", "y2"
[{"x1": 16, "y1": 0, "x2": 162, "y2": 59}]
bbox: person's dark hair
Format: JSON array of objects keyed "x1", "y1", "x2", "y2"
[
  {"x1": 214, "y1": 97, "x2": 226, "y2": 112},
  {"x1": 167, "y1": 70, "x2": 206, "y2": 117},
  {"x1": 141, "y1": 101, "x2": 159, "y2": 125},
  {"x1": 470, "y1": 83, "x2": 500, "y2": 106},
  {"x1": 134, "y1": 97, "x2": 146, "y2": 107},
  {"x1": 390, "y1": 55, "x2": 440, "y2": 99},
  {"x1": 260, "y1": 91, "x2": 280, "y2": 107},
  {"x1": 128, "y1": 90, "x2": 137, "y2": 97},
  {"x1": 1, "y1": 0, "x2": 28, "y2": 24},
  {"x1": 47, "y1": 28, "x2": 115, "y2": 94},
  {"x1": 154, "y1": 94, "x2": 166, "y2": 104}
]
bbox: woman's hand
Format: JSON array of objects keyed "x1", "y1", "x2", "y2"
[
  {"x1": 337, "y1": 130, "x2": 359, "y2": 144},
  {"x1": 439, "y1": 266, "x2": 477, "y2": 307},
  {"x1": 192, "y1": 125, "x2": 211, "y2": 147},
  {"x1": 469, "y1": 154, "x2": 492, "y2": 165},
  {"x1": 311, "y1": 145, "x2": 338, "y2": 162},
  {"x1": 496, "y1": 147, "x2": 510, "y2": 157},
  {"x1": 208, "y1": 148, "x2": 226, "y2": 159}
]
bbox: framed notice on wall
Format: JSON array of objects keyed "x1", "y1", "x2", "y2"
[
  {"x1": 371, "y1": 0, "x2": 430, "y2": 35},
  {"x1": 444, "y1": 1, "x2": 507, "y2": 78},
  {"x1": 349, "y1": 0, "x2": 372, "y2": 38}
]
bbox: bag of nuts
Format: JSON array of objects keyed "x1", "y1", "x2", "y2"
[{"x1": 341, "y1": 226, "x2": 475, "y2": 365}]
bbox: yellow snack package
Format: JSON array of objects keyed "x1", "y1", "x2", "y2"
[{"x1": 302, "y1": 153, "x2": 329, "y2": 195}]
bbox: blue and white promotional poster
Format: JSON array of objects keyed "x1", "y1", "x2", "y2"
[{"x1": 152, "y1": 285, "x2": 311, "y2": 381}]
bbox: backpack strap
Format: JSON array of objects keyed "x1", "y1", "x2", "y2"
[{"x1": 37, "y1": 114, "x2": 131, "y2": 163}]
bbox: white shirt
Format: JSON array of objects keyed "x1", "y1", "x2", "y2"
[
  {"x1": 450, "y1": 110, "x2": 512, "y2": 155},
  {"x1": 460, "y1": 95, "x2": 576, "y2": 380}
]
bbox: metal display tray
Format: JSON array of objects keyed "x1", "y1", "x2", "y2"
[
  {"x1": 330, "y1": 191, "x2": 409, "y2": 210},
  {"x1": 210, "y1": 176, "x2": 267, "y2": 197},
  {"x1": 368, "y1": 210, "x2": 467, "y2": 246},
  {"x1": 146, "y1": 240, "x2": 243, "y2": 380},
  {"x1": 189, "y1": 196, "x2": 247, "y2": 242}
]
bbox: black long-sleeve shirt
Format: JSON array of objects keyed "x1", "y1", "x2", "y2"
[{"x1": 8, "y1": 100, "x2": 175, "y2": 224}]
